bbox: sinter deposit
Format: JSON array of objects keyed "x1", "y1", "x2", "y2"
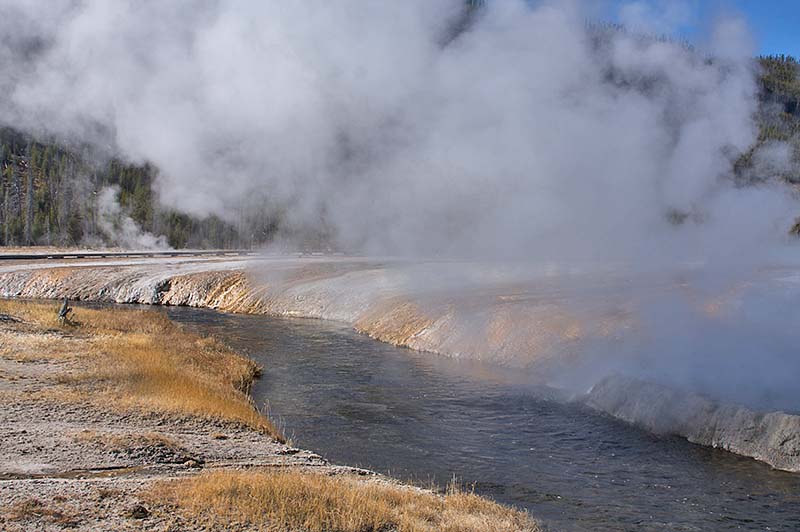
[
  {"x1": 584, "y1": 375, "x2": 800, "y2": 473},
  {"x1": 1, "y1": 256, "x2": 798, "y2": 472}
]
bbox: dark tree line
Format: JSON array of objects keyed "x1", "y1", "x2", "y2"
[
  {"x1": 0, "y1": 127, "x2": 280, "y2": 249},
  {"x1": 734, "y1": 55, "x2": 800, "y2": 184},
  {"x1": 757, "y1": 55, "x2": 800, "y2": 144}
]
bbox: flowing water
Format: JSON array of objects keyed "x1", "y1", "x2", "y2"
[{"x1": 166, "y1": 306, "x2": 800, "y2": 532}]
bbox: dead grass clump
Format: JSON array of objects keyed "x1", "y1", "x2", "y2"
[
  {"x1": 0, "y1": 330, "x2": 85, "y2": 362},
  {"x1": 0, "y1": 299, "x2": 279, "y2": 439},
  {"x1": 5, "y1": 497, "x2": 81, "y2": 528},
  {"x1": 0, "y1": 299, "x2": 67, "y2": 329},
  {"x1": 85, "y1": 331, "x2": 272, "y2": 434},
  {"x1": 0, "y1": 387, "x2": 87, "y2": 405},
  {"x1": 73, "y1": 430, "x2": 179, "y2": 451},
  {"x1": 72, "y1": 430, "x2": 196, "y2": 464},
  {"x1": 151, "y1": 469, "x2": 539, "y2": 532},
  {"x1": 96, "y1": 487, "x2": 124, "y2": 501},
  {"x1": 0, "y1": 298, "x2": 172, "y2": 335}
]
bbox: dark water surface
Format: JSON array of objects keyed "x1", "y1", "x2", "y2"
[{"x1": 165, "y1": 307, "x2": 800, "y2": 532}]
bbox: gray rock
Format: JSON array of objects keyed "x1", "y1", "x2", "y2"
[{"x1": 126, "y1": 504, "x2": 150, "y2": 519}]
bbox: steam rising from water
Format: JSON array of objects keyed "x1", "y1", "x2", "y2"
[
  {"x1": 1, "y1": 1, "x2": 800, "y2": 412},
  {"x1": 0, "y1": 0, "x2": 796, "y2": 260}
]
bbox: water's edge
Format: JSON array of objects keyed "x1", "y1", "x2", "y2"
[
  {"x1": 1, "y1": 258, "x2": 798, "y2": 473},
  {"x1": 167, "y1": 306, "x2": 800, "y2": 532}
]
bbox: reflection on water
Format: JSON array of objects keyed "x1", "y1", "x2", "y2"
[{"x1": 166, "y1": 307, "x2": 800, "y2": 532}]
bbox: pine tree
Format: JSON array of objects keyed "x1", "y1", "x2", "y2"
[
  {"x1": 0, "y1": 144, "x2": 4, "y2": 245},
  {"x1": 24, "y1": 142, "x2": 34, "y2": 245}
]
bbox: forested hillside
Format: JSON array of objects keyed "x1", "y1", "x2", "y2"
[
  {"x1": 759, "y1": 55, "x2": 800, "y2": 143},
  {"x1": 0, "y1": 127, "x2": 276, "y2": 249},
  {"x1": 0, "y1": 54, "x2": 799, "y2": 249},
  {"x1": 736, "y1": 55, "x2": 800, "y2": 183}
]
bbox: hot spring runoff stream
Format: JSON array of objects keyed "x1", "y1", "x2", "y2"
[{"x1": 165, "y1": 306, "x2": 800, "y2": 532}]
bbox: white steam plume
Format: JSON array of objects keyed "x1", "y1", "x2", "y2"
[
  {"x1": 0, "y1": 0, "x2": 795, "y2": 262},
  {"x1": 96, "y1": 186, "x2": 170, "y2": 250}
]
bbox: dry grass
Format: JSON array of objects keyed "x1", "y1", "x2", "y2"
[
  {"x1": 5, "y1": 497, "x2": 81, "y2": 528},
  {"x1": 72, "y1": 429, "x2": 195, "y2": 465},
  {"x1": 1, "y1": 300, "x2": 541, "y2": 531},
  {"x1": 0, "y1": 387, "x2": 86, "y2": 404},
  {"x1": 0, "y1": 333, "x2": 86, "y2": 362},
  {"x1": 73, "y1": 429, "x2": 178, "y2": 449},
  {"x1": 0, "y1": 299, "x2": 280, "y2": 439},
  {"x1": 95, "y1": 487, "x2": 124, "y2": 502},
  {"x1": 151, "y1": 469, "x2": 539, "y2": 532}
]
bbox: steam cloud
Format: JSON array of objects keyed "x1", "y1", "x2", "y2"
[
  {"x1": 0, "y1": 0, "x2": 796, "y2": 261},
  {"x1": 96, "y1": 186, "x2": 170, "y2": 250},
  {"x1": 2, "y1": 0, "x2": 800, "y2": 415}
]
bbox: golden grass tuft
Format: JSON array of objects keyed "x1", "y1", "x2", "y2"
[
  {"x1": 0, "y1": 330, "x2": 86, "y2": 362},
  {"x1": 151, "y1": 469, "x2": 539, "y2": 532},
  {"x1": 0, "y1": 299, "x2": 280, "y2": 439}
]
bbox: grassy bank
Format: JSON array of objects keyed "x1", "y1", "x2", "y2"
[
  {"x1": 151, "y1": 469, "x2": 538, "y2": 532},
  {"x1": 0, "y1": 299, "x2": 278, "y2": 437},
  {"x1": 0, "y1": 299, "x2": 539, "y2": 531}
]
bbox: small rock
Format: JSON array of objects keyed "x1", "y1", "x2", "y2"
[
  {"x1": 127, "y1": 504, "x2": 150, "y2": 519},
  {"x1": 277, "y1": 448, "x2": 300, "y2": 455},
  {"x1": 184, "y1": 459, "x2": 200, "y2": 468}
]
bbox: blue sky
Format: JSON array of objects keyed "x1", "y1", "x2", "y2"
[
  {"x1": 604, "y1": 0, "x2": 800, "y2": 58},
  {"x1": 730, "y1": 0, "x2": 800, "y2": 57}
]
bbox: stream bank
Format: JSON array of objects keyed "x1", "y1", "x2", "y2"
[
  {"x1": 0, "y1": 299, "x2": 538, "y2": 532},
  {"x1": 1, "y1": 255, "x2": 799, "y2": 474}
]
